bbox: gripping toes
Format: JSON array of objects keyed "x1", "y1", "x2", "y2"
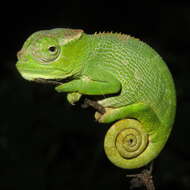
[{"x1": 95, "y1": 108, "x2": 116, "y2": 123}]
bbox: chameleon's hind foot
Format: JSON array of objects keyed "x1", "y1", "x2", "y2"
[
  {"x1": 95, "y1": 107, "x2": 124, "y2": 123},
  {"x1": 95, "y1": 108, "x2": 115, "y2": 123}
]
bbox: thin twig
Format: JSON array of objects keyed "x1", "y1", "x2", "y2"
[
  {"x1": 127, "y1": 162, "x2": 155, "y2": 190},
  {"x1": 81, "y1": 98, "x2": 105, "y2": 114},
  {"x1": 34, "y1": 78, "x2": 62, "y2": 85}
]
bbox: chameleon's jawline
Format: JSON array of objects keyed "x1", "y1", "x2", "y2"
[{"x1": 34, "y1": 77, "x2": 73, "y2": 85}]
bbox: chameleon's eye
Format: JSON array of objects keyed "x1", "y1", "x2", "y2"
[
  {"x1": 32, "y1": 37, "x2": 61, "y2": 63},
  {"x1": 48, "y1": 46, "x2": 58, "y2": 54}
]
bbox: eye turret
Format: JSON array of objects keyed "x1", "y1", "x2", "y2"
[{"x1": 31, "y1": 37, "x2": 61, "y2": 63}]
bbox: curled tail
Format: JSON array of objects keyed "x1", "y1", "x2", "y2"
[{"x1": 97, "y1": 103, "x2": 171, "y2": 169}]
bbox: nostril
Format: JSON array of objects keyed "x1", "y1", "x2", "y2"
[{"x1": 17, "y1": 50, "x2": 23, "y2": 59}]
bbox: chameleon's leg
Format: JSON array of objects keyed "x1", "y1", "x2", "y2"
[
  {"x1": 96, "y1": 103, "x2": 168, "y2": 169},
  {"x1": 97, "y1": 93, "x2": 127, "y2": 108},
  {"x1": 55, "y1": 68, "x2": 121, "y2": 105},
  {"x1": 95, "y1": 103, "x2": 159, "y2": 132},
  {"x1": 55, "y1": 70, "x2": 121, "y2": 106},
  {"x1": 55, "y1": 73, "x2": 121, "y2": 95}
]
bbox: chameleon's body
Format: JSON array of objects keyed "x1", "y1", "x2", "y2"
[{"x1": 16, "y1": 29, "x2": 176, "y2": 169}]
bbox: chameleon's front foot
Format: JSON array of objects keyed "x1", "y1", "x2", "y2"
[{"x1": 67, "y1": 92, "x2": 82, "y2": 105}]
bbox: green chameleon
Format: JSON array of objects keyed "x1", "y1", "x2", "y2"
[{"x1": 16, "y1": 28, "x2": 176, "y2": 169}]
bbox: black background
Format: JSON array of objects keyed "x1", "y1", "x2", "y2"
[{"x1": 0, "y1": 1, "x2": 190, "y2": 190}]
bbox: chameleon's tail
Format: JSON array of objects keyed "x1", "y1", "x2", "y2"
[{"x1": 104, "y1": 118, "x2": 167, "y2": 169}]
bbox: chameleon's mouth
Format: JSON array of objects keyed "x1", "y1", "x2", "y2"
[{"x1": 33, "y1": 77, "x2": 72, "y2": 85}]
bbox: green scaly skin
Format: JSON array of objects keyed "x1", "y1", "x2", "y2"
[{"x1": 16, "y1": 28, "x2": 176, "y2": 169}]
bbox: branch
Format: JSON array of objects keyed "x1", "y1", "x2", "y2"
[{"x1": 126, "y1": 162, "x2": 155, "y2": 190}]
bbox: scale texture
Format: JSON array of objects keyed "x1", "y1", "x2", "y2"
[{"x1": 16, "y1": 29, "x2": 176, "y2": 169}]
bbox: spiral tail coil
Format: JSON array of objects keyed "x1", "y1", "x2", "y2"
[{"x1": 104, "y1": 119, "x2": 150, "y2": 169}]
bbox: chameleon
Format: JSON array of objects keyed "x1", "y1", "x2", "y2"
[{"x1": 16, "y1": 28, "x2": 176, "y2": 169}]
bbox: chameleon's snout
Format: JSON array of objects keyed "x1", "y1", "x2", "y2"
[
  {"x1": 17, "y1": 50, "x2": 23, "y2": 60},
  {"x1": 16, "y1": 49, "x2": 28, "y2": 64}
]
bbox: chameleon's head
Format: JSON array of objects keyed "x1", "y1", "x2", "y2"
[{"x1": 16, "y1": 28, "x2": 84, "y2": 82}]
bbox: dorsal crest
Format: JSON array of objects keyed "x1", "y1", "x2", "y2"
[{"x1": 94, "y1": 31, "x2": 140, "y2": 42}]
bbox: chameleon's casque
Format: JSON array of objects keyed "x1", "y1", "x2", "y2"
[{"x1": 16, "y1": 28, "x2": 176, "y2": 169}]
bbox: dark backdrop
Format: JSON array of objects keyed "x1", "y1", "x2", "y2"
[{"x1": 0, "y1": 1, "x2": 189, "y2": 190}]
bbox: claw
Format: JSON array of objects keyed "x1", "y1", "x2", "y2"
[{"x1": 95, "y1": 111, "x2": 102, "y2": 121}]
